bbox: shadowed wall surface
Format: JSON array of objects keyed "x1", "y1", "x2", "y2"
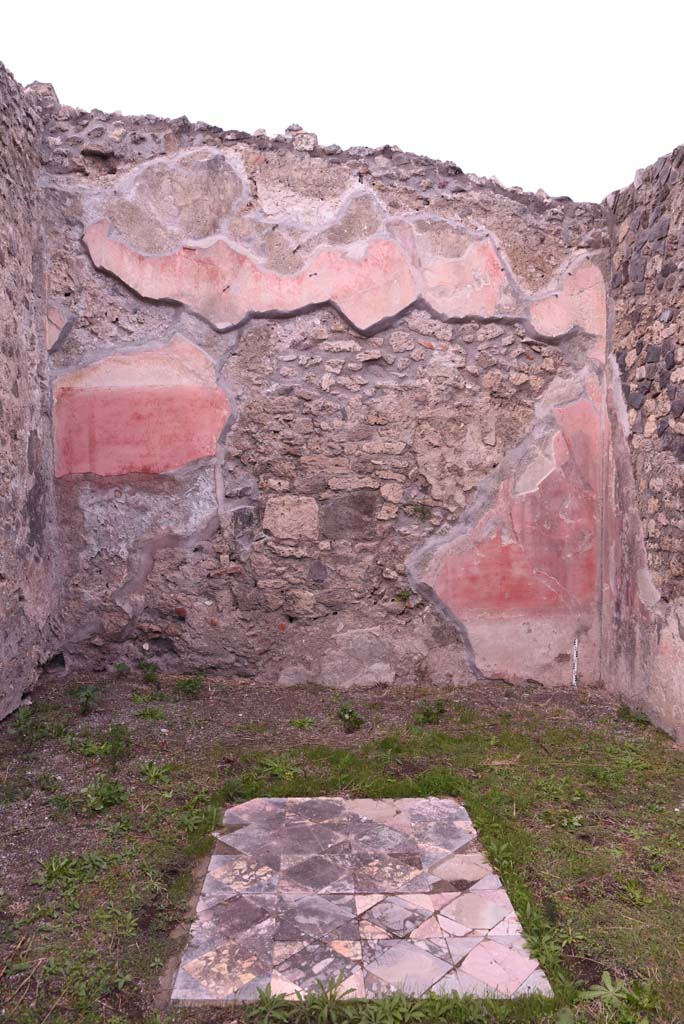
[{"x1": 0, "y1": 65, "x2": 57, "y2": 717}]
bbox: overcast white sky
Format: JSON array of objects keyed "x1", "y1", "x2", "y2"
[{"x1": 4, "y1": 1, "x2": 683, "y2": 202}]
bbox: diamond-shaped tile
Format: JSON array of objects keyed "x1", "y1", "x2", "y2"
[
  {"x1": 274, "y1": 893, "x2": 358, "y2": 942},
  {"x1": 429, "y1": 968, "x2": 498, "y2": 996},
  {"x1": 353, "y1": 851, "x2": 434, "y2": 894},
  {"x1": 279, "y1": 852, "x2": 354, "y2": 894},
  {"x1": 200, "y1": 854, "x2": 279, "y2": 901},
  {"x1": 277, "y1": 938, "x2": 362, "y2": 995},
  {"x1": 353, "y1": 824, "x2": 420, "y2": 855},
  {"x1": 181, "y1": 917, "x2": 274, "y2": 999},
  {"x1": 430, "y1": 853, "x2": 491, "y2": 885},
  {"x1": 440, "y1": 892, "x2": 510, "y2": 930},
  {"x1": 460, "y1": 939, "x2": 539, "y2": 996},
  {"x1": 284, "y1": 798, "x2": 348, "y2": 825},
  {"x1": 514, "y1": 967, "x2": 553, "y2": 996},
  {"x1": 363, "y1": 940, "x2": 452, "y2": 996},
  {"x1": 361, "y1": 895, "x2": 433, "y2": 937}
]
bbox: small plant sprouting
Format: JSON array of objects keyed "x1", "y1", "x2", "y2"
[
  {"x1": 80, "y1": 776, "x2": 127, "y2": 813},
  {"x1": 175, "y1": 792, "x2": 221, "y2": 834},
  {"x1": 76, "y1": 685, "x2": 97, "y2": 716},
  {"x1": 135, "y1": 706, "x2": 166, "y2": 721},
  {"x1": 39, "y1": 851, "x2": 115, "y2": 888},
  {"x1": 578, "y1": 970, "x2": 658, "y2": 1015},
  {"x1": 174, "y1": 675, "x2": 203, "y2": 699},
  {"x1": 132, "y1": 690, "x2": 165, "y2": 705},
  {"x1": 247, "y1": 985, "x2": 290, "y2": 1023},
  {"x1": 114, "y1": 662, "x2": 131, "y2": 676},
  {"x1": 619, "y1": 879, "x2": 652, "y2": 907},
  {"x1": 559, "y1": 812, "x2": 584, "y2": 832},
  {"x1": 8, "y1": 705, "x2": 36, "y2": 739},
  {"x1": 290, "y1": 716, "x2": 315, "y2": 730},
  {"x1": 103, "y1": 723, "x2": 132, "y2": 771},
  {"x1": 394, "y1": 589, "x2": 411, "y2": 603},
  {"x1": 414, "y1": 699, "x2": 446, "y2": 725},
  {"x1": 140, "y1": 761, "x2": 171, "y2": 785},
  {"x1": 617, "y1": 703, "x2": 650, "y2": 728},
  {"x1": 337, "y1": 705, "x2": 363, "y2": 734},
  {"x1": 140, "y1": 661, "x2": 160, "y2": 688},
  {"x1": 260, "y1": 756, "x2": 300, "y2": 781}
]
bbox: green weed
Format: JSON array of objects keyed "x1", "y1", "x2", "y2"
[
  {"x1": 140, "y1": 660, "x2": 160, "y2": 687},
  {"x1": 414, "y1": 699, "x2": 446, "y2": 725},
  {"x1": 140, "y1": 761, "x2": 172, "y2": 785},
  {"x1": 338, "y1": 705, "x2": 364, "y2": 733},
  {"x1": 80, "y1": 775, "x2": 127, "y2": 813},
  {"x1": 135, "y1": 706, "x2": 166, "y2": 721},
  {"x1": 290, "y1": 716, "x2": 315, "y2": 730},
  {"x1": 174, "y1": 675, "x2": 203, "y2": 698},
  {"x1": 74, "y1": 685, "x2": 97, "y2": 715}
]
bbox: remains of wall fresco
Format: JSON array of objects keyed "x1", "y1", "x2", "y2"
[
  {"x1": 36, "y1": 91, "x2": 610, "y2": 694},
  {"x1": 0, "y1": 65, "x2": 57, "y2": 717},
  {"x1": 3, "y1": 62, "x2": 684, "y2": 741},
  {"x1": 603, "y1": 156, "x2": 684, "y2": 737}
]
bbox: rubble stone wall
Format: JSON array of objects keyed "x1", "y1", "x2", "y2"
[
  {"x1": 603, "y1": 157, "x2": 684, "y2": 738},
  {"x1": 3, "y1": 60, "x2": 684, "y2": 740},
  {"x1": 37, "y1": 94, "x2": 611, "y2": 694},
  {"x1": 0, "y1": 65, "x2": 57, "y2": 717}
]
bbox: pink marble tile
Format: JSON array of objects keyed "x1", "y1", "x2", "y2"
[{"x1": 460, "y1": 939, "x2": 539, "y2": 996}]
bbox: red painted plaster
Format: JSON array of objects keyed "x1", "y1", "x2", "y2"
[{"x1": 54, "y1": 336, "x2": 229, "y2": 477}]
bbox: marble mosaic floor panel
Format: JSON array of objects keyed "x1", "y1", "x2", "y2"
[{"x1": 171, "y1": 797, "x2": 552, "y2": 1004}]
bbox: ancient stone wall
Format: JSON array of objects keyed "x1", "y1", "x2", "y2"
[
  {"x1": 4, "y1": 62, "x2": 684, "y2": 741},
  {"x1": 37, "y1": 97, "x2": 610, "y2": 692},
  {"x1": 603, "y1": 155, "x2": 684, "y2": 739},
  {"x1": 0, "y1": 65, "x2": 57, "y2": 717}
]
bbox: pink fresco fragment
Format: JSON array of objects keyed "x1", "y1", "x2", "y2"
[
  {"x1": 54, "y1": 336, "x2": 229, "y2": 477},
  {"x1": 428, "y1": 396, "x2": 600, "y2": 616},
  {"x1": 84, "y1": 220, "x2": 418, "y2": 331},
  {"x1": 84, "y1": 221, "x2": 518, "y2": 331},
  {"x1": 420, "y1": 389, "x2": 602, "y2": 683},
  {"x1": 46, "y1": 305, "x2": 68, "y2": 350},
  {"x1": 420, "y1": 238, "x2": 517, "y2": 319},
  {"x1": 530, "y1": 259, "x2": 607, "y2": 342}
]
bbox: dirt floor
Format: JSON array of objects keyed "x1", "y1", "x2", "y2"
[{"x1": 1, "y1": 669, "x2": 682, "y2": 1023}]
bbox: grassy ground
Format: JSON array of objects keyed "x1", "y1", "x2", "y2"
[{"x1": 0, "y1": 669, "x2": 682, "y2": 1024}]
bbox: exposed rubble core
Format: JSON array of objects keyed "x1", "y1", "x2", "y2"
[{"x1": 1, "y1": 60, "x2": 683, "y2": 739}]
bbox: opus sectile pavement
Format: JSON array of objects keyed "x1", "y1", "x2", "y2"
[{"x1": 171, "y1": 797, "x2": 552, "y2": 1004}]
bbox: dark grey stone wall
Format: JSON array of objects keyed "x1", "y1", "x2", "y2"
[{"x1": 608, "y1": 154, "x2": 684, "y2": 599}]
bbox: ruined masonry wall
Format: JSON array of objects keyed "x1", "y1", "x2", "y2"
[
  {"x1": 41, "y1": 95, "x2": 610, "y2": 695},
  {"x1": 4, "y1": 62, "x2": 684, "y2": 742},
  {"x1": 0, "y1": 65, "x2": 57, "y2": 716},
  {"x1": 602, "y1": 158, "x2": 684, "y2": 739}
]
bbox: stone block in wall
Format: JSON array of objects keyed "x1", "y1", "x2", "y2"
[{"x1": 263, "y1": 496, "x2": 319, "y2": 541}]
